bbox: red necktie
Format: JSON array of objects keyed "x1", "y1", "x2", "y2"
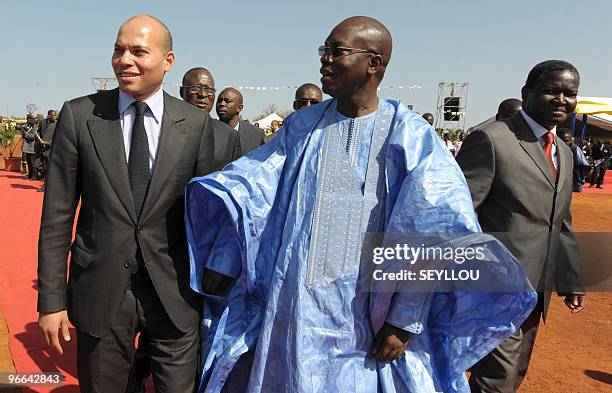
[{"x1": 543, "y1": 132, "x2": 557, "y2": 183}]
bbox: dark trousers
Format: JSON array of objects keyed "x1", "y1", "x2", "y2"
[
  {"x1": 590, "y1": 165, "x2": 607, "y2": 187},
  {"x1": 25, "y1": 152, "x2": 37, "y2": 179},
  {"x1": 76, "y1": 270, "x2": 199, "y2": 393},
  {"x1": 469, "y1": 305, "x2": 541, "y2": 393}
]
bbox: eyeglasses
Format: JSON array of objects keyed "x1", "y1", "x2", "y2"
[
  {"x1": 318, "y1": 45, "x2": 378, "y2": 58},
  {"x1": 183, "y1": 84, "x2": 216, "y2": 96},
  {"x1": 295, "y1": 98, "x2": 320, "y2": 105}
]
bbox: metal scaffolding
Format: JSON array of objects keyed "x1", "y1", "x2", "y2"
[{"x1": 434, "y1": 81, "x2": 469, "y2": 133}]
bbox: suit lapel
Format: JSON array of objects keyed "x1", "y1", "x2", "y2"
[
  {"x1": 139, "y1": 93, "x2": 189, "y2": 221},
  {"x1": 510, "y1": 114, "x2": 556, "y2": 189},
  {"x1": 86, "y1": 89, "x2": 137, "y2": 223}
]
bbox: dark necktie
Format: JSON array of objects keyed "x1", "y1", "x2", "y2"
[
  {"x1": 543, "y1": 131, "x2": 557, "y2": 183},
  {"x1": 129, "y1": 101, "x2": 151, "y2": 217}
]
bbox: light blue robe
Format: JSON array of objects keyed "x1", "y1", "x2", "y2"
[{"x1": 185, "y1": 99, "x2": 536, "y2": 393}]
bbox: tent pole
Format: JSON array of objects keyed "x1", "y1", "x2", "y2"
[{"x1": 580, "y1": 114, "x2": 588, "y2": 141}]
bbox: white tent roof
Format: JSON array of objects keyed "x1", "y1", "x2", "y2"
[
  {"x1": 254, "y1": 113, "x2": 283, "y2": 129},
  {"x1": 577, "y1": 113, "x2": 612, "y2": 132}
]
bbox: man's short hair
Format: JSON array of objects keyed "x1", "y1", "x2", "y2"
[{"x1": 525, "y1": 60, "x2": 580, "y2": 89}]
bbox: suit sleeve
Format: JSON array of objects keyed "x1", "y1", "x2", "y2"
[
  {"x1": 555, "y1": 196, "x2": 585, "y2": 295},
  {"x1": 194, "y1": 114, "x2": 215, "y2": 177},
  {"x1": 456, "y1": 129, "x2": 496, "y2": 210},
  {"x1": 37, "y1": 102, "x2": 81, "y2": 313}
]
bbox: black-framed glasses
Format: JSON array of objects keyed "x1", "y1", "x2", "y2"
[
  {"x1": 183, "y1": 84, "x2": 216, "y2": 96},
  {"x1": 318, "y1": 45, "x2": 378, "y2": 58},
  {"x1": 295, "y1": 98, "x2": 320, "y2": 105}
]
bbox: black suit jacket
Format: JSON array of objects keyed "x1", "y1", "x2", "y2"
[
  {"x1": 37, "y1": 88, "x2": 215, "y2": 337},
  {"x1": 237, "y1": 120, "x2": 265, "y2": 155},
  {"x1": 211, "y1": 119, "x2": 239, "y2": 170}
]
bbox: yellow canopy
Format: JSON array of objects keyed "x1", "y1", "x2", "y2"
[{"x1": 575, "y1": 96, "x2": 612, "y2": 115}]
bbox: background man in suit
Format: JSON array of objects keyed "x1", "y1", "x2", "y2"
[
  {"x1": 36, "y1": 109, "x2": 57, "y2": 192},
  {"x1": 37, "y1": 15, "x2": 214, "y2": 393},
  {"x1": 180, "y1": 67, "x2": 239, "y2": 170},
  {"x1": 292, "y1": 83, "x2": 323, "y2": 110},
  {"x1": 457, "y1": 60, "x2": 585, "y2": 393},
  {"x1": 495, "y1": 98, "x2": 523, "y2": 120},
  {"x1": 589, "y1": 140, "x2": 610, "y2": 189},
  {"x1": 20, "y1": 114, "x2": 40, "y2": 180},
  {"x1": 216, "y1": 87, "x2": 264, "y2": 152}
]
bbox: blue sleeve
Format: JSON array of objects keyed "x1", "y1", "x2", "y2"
[
  {"x1": 204, "y1": 215, "x2": 242, "y2": 279},
  {"x1": 185, "y1": 127, "x2": 288, "y2": 295}
]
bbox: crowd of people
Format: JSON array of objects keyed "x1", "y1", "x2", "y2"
[
  {"x1": 421, "y1": 101, "x2": 610, "y2": 191},
  {"x1": 24, "y1": 13, "x2": 598, "y2": 393},
  {"x1": 8, "y1": 111, "x2": 57, "y2": 191}
]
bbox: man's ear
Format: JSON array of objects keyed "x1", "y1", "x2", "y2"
[
  {"x1": 521, "y1": 86, "x2": 529, "y2": 103},
  {"x1": 163, "y1": 51, "x2": 175, "y2": 72},
  {"x1": 179, "y1": 87, "x2": 185, "y2": 100},
  {"x1": 237, "y1": 103, "x2": 244, "y2": 113},
  {"x1": 369, "y1": 55, "x2": 383, "y2": 74}
]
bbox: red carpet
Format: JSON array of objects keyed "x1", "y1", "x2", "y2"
[{"x1": 0, "y1": 171, "x2": 79, "y2": 392}]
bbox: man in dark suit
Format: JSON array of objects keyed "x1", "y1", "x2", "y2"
[
  {"x1": 180, "y1": 67, "x2": 239, "y2": 170},
  {"x1": 36, "y1": 110, "x2": 57, "y2": 192},
  {"x1": 457, "y1": 60, "x2": 585, "y2": 393},
  {"x1": 37, "y1": 15, "x2": 214, "y2": 393},
  {"x1": 216, "y1": 87, "x2": 264, "y2": 152},
  {"x1": 589, "y1": 140, "x2": 610, "y2": 189}
]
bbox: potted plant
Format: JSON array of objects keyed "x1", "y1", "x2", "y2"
[{"x1": 0, "y1": 121, "x2": 22, "y2": 171}]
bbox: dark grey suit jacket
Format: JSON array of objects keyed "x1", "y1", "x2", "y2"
[
  {"x1": 456, "y1": 113, "x2": 583, "y2": 318},
  {"x1": 37, "y1": 88, "x2": 215, "y2": 337},
  {"x1": 237, "y1": 120, "x2": 265, "y2": 155}
]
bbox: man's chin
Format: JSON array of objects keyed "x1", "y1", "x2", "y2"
[
  {"x1": 546, "y1": 114, "x2": 569, "y2": 127},
  {"x1": 321, "y1": 84, "x2": 335, "y2": 97}
]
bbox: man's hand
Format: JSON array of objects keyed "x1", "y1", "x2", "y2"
[
  {"x1": 202, "y1": 268, "x2": 235, "y2": 297},
  {"x1": 38, "y1": 310, "x2": 71, "y2": 355},
  {"x1": 371, "y1": 322, "x2": 410, "y2": 362},
  {"x1": 564, "y1": 293, "x2": 585, "y2": 313}
]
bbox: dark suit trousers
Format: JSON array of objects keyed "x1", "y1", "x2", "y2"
[
  {"x1": 590, "y1": 165, "x2": 607, "y2": 187},
  {"x1": 76, "y1": 269, "x2": 199, "y2": 393},
  {"x1": 469, "y1": 303, "x2": 542, "y2": 393}
]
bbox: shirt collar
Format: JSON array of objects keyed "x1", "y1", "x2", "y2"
[
  {"x1": 520, "y1": 110, "x2": 556, "y2": 140},
  {"x1": 118, "y1": 87, "x2": 165, "y2": 123},
  {"x1": 234, "y1": 121, "x2": 240, "y2": 131}
]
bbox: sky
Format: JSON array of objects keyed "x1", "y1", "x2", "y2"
[{"x1": 1, "y1": 0, "x2": 610, "y2": 127}]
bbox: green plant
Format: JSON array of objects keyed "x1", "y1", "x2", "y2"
[{"x1": 0, "y1": 121, "x2": 19, "y2": 158}]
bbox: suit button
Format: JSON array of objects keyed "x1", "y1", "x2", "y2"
[
  {"x1": 124, "y1": 261, "x2": 131, "y2": 269},
  {"x1": 136, "y1": 226, "x2": 142, "y2": 234}
]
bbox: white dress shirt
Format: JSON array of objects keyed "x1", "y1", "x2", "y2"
[
  {"x1": 118, "y1": 88, "x2": 164, "y2": 170},
  {"x1": 520, "y1": 110, "x2": 558, "y2": 169}
]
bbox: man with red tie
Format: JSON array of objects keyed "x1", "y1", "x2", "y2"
[{"x1": 456, "y1": 60, "x2": 585, "y2": 393}]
